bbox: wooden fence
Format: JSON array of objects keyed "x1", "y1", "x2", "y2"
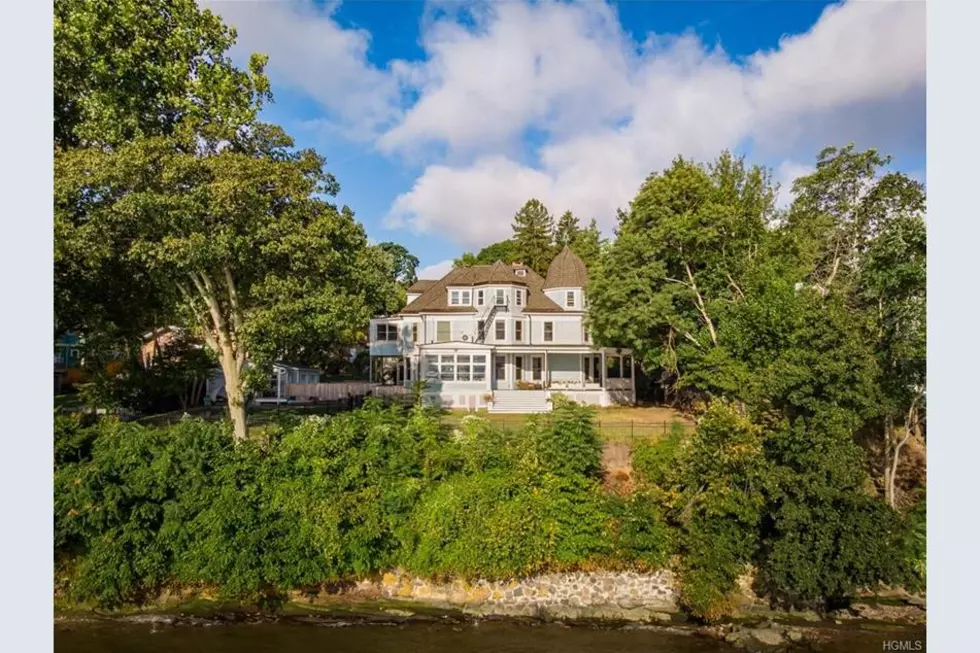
[{"x1": 285, "y1": 381, "x2": 410, "y2": 402}]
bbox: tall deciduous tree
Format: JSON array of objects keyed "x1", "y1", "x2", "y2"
[
  {"x1": 788, "y1": 145, "x2": 926, "y2": 506},
  {"x1": 512, "y1": 199, "x2": 555, "y2": 276},
  {"x1": 54, "y1": 0, "x2": 270, "y2": 344},
  {"x1": 859, "y1": 213, "x2": 926, "y2": 507},
  {"x1": 378, "y1": 242, "x2": 420, "y2": 287},
  {"x1": 56, "y1": 126, "x2": 402, "y2": 442},
  {"x1": 588, "y1": 152, "x2": 776, "y2": 384}
]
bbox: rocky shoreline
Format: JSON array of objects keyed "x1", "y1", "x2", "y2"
[{"x1": 55, "y1": 583, "x2": 926, "y2": 652}]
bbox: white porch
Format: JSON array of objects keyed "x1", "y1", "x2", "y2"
[{"x1": 367, "y1": 345, "x2": 635, "y2": 412}]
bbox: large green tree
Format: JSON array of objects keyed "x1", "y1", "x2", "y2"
[
  {"x1": 378, "y1": 242, "x2": 420, "y2": 287},
  {"x1": 786, "y1": 145, "x2": 926, "y2": 506},
  {"x1": 56, "y1": 125, "x2": 402, "y2": 441},
  {"x1": 511, "y1": 199, "x2": 556, "y2": 275},
  {"x1": 453, "y1": 239, "x2": 519, "y2": 268},
  {"x1": 554, "y1": 210, "x2": 581, "y2": 249},
  {"x1": 54, "y1": 0, "x2": 270, "y2": 344},
  {"x1": 54, "y1": 0, "x2": 403, "y2": 440},
  {"x1": 571, "y1": 218, "x2": 604, "y2": 271},
  {"x1": 587, "y1": 152, "x2": 776, "y2": 385}
]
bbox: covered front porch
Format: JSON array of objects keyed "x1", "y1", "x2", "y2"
[{"x1": 490, "y1": 348, "x2": 635, "y2": 393}]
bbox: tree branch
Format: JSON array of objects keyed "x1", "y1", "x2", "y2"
[
  {"x1": 176, "y1": 280, "x2": 218, "y2": 353},
  {"x1": 684, "y1": 261, "x2": 718, "y2": 346},
  {"x1": 223, "y1": 266, "x2": 247, "y2": 372},
  {"x1": 727, "y1": 273, "x2": 746, "y2": 301}
]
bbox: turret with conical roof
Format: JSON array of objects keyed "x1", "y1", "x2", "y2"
[{"x1": 544, "y1": 245, "x2": 588, "y2": 289}]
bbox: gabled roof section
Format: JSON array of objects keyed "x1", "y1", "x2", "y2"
[
  {"x1": 544, "y1": 245, "x2": 588, "y2": 289},
  {"x1": 407, "y1": 279, "x2": 438, "y2": 293},
  {"x1": 400, "y1": 261, "x2": 562, "y2": 314}
]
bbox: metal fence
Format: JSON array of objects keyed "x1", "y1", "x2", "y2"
[
  {"x1": 447, "y1": 414, "x2": 695, "y2": 442},
  {"x1": 130, "y1": 399, "x2": 694, "y2": 443}
]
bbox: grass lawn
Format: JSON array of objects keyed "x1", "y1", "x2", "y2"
[
  {"x1": 125, "y1": 400, "x2": 695, "y2": 444},
  {"x1": 443, "y1": 404, "x2": 694, "y2": 442}
]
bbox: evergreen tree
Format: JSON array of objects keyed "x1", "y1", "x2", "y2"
[
  {"x1": 571, "y1": 218, "x2": 604, "y2": 271},
  {"x1": 511, "y1": 199, "x2": 555, "y2": 276},
  {"x1": 554, "y1": 210, "x2": 581, "y2": 249}
]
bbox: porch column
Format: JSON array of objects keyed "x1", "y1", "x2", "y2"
[
  {"x1": 600, "y1": 351, "x2": 606, "y2": 388},
  {"x1": 544, "y1": 351, "x2": 548, "y2": 388},
  {"x1": 631, "y1": 356, "x2": 637, "y2": 405}
]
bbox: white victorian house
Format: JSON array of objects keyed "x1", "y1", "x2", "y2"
[{"x1": 369, "y1": 246, "x2": 635, "y2": 413}]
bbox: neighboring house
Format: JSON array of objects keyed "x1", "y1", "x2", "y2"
[
  {"x1": 54, "y1": 333, "x2": 83, "y2": 370},
  {"x1": 206, "y1": 362, "x2": 322, "y2": 404},
  {"x1": 369, "y1": 246, "x2": 635, "y2": 413},
  {"x1": 140, "y1": 326, "x2": 189, "y2": 366},
  {"x1": 54, "y1": 333, "x2": 84, "y2": 393}
]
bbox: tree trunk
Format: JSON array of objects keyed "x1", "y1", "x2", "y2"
[
  {"x1": 219, "y1": 346, "x2": 248, "y2": 442},
  {"x1": 883, "y1": 414, "x2": 895, "y2": 507}
]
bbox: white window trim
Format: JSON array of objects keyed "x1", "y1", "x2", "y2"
[
  {"x1": 495, "y1": 319, "x2": 506, "y2": 341},
  {"x1": 544, "y1": 321, "x2": 554, "y2": 342},
  {"x1": 515, "y1": 320, "x2": 523, "y2": 342},
  {"x1": 516, "y1": 289, "x2": 523, "y2": 306},
  {"x1": 477, "y1": 290, "x2": 485, "y2": 306},
  {"x1": 376, "y1": 323, "x2": 399, "y2": 342},
  {"x1": 495, "y1": 288, "x2": 506, "y2": 305},
  {"x1": 424, "y1": 353, "x2": 488, "y2": 382},
  {"x1": 565, "y1": 290, "x2": 575, "y2": 307},
  {"x1": 450, "y1": 290, "x2": 460, "y2": 305}
]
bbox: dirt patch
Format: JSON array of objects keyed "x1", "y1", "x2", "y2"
[{"x1": 602, "y1": 441, "x2": 634, "y2": 495}]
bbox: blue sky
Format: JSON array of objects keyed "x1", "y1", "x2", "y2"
[{"x1": 204, "y1": 0, "x2": 926, "y2": 278}]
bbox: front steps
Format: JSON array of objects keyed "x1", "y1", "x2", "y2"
[{"x1": 488, "y1": 390, "x2": 551, "y2": 414}]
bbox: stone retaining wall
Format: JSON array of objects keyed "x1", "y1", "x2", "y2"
[{"x1": 376, "y1": 570, "x2": 679, "y2": 620}]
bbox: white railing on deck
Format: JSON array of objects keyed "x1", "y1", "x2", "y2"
[{"x1": 285, "y1": 382, "x2": 410, "y2": 401}]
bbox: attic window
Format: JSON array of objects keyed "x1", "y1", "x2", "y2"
[{"x1": 515, "y1": 269, "x2": 527, "y2": 277}]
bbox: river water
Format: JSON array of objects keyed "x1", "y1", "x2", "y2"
[{"x1": 55, "y1": 619, "x2": 926, "y2": 653}]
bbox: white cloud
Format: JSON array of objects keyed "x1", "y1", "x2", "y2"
[
  {"x1": 381, "y1": 0, "x2": 924, "y2": 247},
  {"x1": 416, "y1": 259, "x2": 454, "y2": 280},
  {"x1": 773, "y1": 160, "x2": 816, "y2": 210},
  {"x1": 386, "y1": 156, "x2": 557, "y2": 248},
  {"x1": 200, "y1": 0, "x2": 403, "y2": 140},
  {"x1": 210, "y1": 0, "x2": 925, "y2": 249}
]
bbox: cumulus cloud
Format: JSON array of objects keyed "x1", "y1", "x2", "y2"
[
  {"x1": 200, "y1": 0, "x2": 404, "y2": 140},
  {"x1": 416, "y1": 259, "x2": 455, "y2": 280},
  {"x1": 774, "y1": 160, "x2": 816, "y2": 210},
  {"x1": 210, "y1": 0, "x2": 925, "y2": 249},
  {"x1": 382, "y1": 0, "x2": 924, "y2": 246}
]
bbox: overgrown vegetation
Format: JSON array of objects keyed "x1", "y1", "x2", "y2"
[
  {"x1": 56, "y1": 397, "x2": 918, "y2": 618},
  {"x1": 54, "y1": 397, "x2": 671, "y2": 608}
]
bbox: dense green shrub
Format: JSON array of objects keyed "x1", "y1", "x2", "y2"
[
  {"x1": 532, "y1": 394, "x2": 603, "y2": 478},
  {"x1": 631, "y1": 423, "x2": 686, "y2": 487},
  {"x1": 666, "y1": 404, "x2": 768, "y2": 620},
  {"x1": 54, "y1": 412, "x2": 100, "y2": 467},
  {"x1": 901, "y1": 494, "x2": 926, "y2": 591},
  {"x1": 608, "y1": 492, "x2": 674, "y2": 569},
  {"x1": 756, "y1": 414, "x2": 911, "y2": 608}
]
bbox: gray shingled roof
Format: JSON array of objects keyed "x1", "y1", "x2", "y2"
[
  {"x1": 401, "y1": 261, "x2": 565, "y2": 314},
  {"x1": 543, "y1": 246, "x2": 588, "y2": 289}
]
